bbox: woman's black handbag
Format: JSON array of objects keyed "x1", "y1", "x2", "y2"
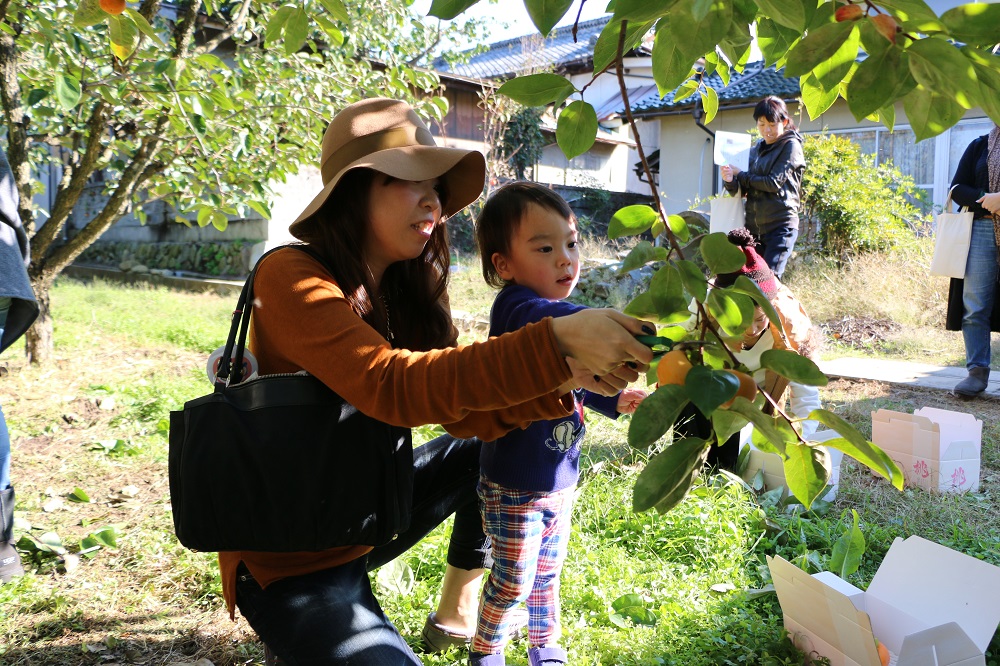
[{"x1": 168, "y1": 246, "x2": 413, "y2": 552}]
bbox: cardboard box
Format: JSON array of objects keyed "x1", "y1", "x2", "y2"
[
  {"x1": 741, "y1": 428, "x2": 844, "y2": 502},
  {"x1": 768, "y1": 535, "x2": 1000, "y2": 666},
  {"x1": 871, "y1": 407, "x2": 981, "y2": 493}
]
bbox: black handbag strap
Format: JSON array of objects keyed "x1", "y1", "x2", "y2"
[{"x1": 215, "y1": 244, "x2": 335, "y2": 390}]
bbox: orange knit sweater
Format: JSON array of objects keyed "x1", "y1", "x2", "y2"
[{"x1": 219, "y1": 248, "x2": 575, "y2": 618}]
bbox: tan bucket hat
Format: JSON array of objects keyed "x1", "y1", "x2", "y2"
[{"x1": 288, "y1": 97, "x2": 486, "y2": 240}]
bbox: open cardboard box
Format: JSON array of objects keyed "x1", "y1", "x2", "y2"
[
  {"x1": 768, "y1": 535, "x2": 1000, "y2": 666},
  {"x1": 871, "y1": 407, "x2": 981, "y2": 493},
  {"x1": 741, "y1": 428, "x2": 843, "y2": 502}
]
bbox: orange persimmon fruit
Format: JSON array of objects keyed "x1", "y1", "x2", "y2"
[
  {"x1": 875, "y1": 639, "x2": 890, "y2": 666},
  {"x1": 721, "y1": 369, "x2": 757, "y2": 408},
  {"x1": 656, "y1": 350, "x2": 693, "y2": 386},
  {"x1": 100, "y1": 0, "x2": 126, "y2": 15}
]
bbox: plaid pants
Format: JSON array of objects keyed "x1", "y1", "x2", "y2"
[{"x1": 471, "y1": 478, "x2": 575, "y2": 654}]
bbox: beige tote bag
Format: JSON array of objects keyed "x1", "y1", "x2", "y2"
[
  {"x1": 710, "y1": 187, "x2": 746, "y2": 235},
  {"x1": 930, "y1": 187, "x2": 974, "y2": 278}
]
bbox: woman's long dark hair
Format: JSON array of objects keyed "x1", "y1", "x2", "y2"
[
  {"x1": 753, "y1": 95, "x2": 797, "y2": 130},
  {"x1": 293, "y1": 168, "x2": 454, "y2": 351}
]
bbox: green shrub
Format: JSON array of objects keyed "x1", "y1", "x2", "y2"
[{"x1": 801, "y1": 134, "x2": 930, "y2": 256}]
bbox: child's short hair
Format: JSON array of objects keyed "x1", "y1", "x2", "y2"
[{"x1": 475, "y1": 182, "x2": 575, "y2": 289}]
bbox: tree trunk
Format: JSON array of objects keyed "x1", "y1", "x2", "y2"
[{"x1": 23, "y1": 278, "x2": 53, "y2": 365}]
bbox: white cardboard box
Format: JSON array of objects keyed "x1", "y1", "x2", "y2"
[
  {"x1": 768, "y1": 535, "x2": 1000, "y2": 666},
  {"x1": 741, "y1": 428, "x2": 844, "y2": 502},
  {"x1": 871, "y1": 407, "x2": 981, "y2": 493}
]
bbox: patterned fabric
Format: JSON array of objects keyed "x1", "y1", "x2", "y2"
[
  {"x1": 471, "y1": 479, "x2": 575, "y2": 654},
  {"x1": 715, "y1": 229, "x2": 779, "y2": 299},
  {"x1": 988, "y1": 125, "x2": 1000, "y2": 253}
]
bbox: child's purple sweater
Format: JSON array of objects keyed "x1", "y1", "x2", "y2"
[{"x1": 479, "y1": 285, "x2": 620, "y2": 492}]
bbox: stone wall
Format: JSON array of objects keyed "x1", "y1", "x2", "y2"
[{"x1": 76, "y1": 239, "x2": 257, "y2": 278}]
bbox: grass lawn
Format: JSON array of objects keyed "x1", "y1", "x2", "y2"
[{"x1": 0, "y1": 252, "x2": 998, "y2": 666}]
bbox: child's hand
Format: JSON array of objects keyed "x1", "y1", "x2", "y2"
[{"x1": 617, "y1": 388, "x2": 648, "y2": 414}]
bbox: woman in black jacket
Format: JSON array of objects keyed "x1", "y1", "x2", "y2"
[
  {"x1": 945, "y1": 125, "x2": 1000, "y2": 398},
  {"x1": 721, "y1": 96, "x2": 805, "y2": 280}
]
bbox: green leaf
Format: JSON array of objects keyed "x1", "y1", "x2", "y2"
[
  {"x1": 784, "y1": 22, "x2": 856, "y2": 78},
  {"x1": 74, "y1": 0, "x2": 107, "y2": 28},
  {"x1": 624, "y1": 291, "x2": 661, "y2": 321},
  {"x1": 783, "y1": 441, "x2": 831, "y2": 508},
  {"x1": 26, "y1": 89, "x2": 48, "y2": 107},
  {"x1": 284, "y1": 7, "x2": 311, "y2": 56},
  {"x1": 906, "y1": 37, "x2": 980, "y2": 110},
  {"x1": 876, "y1": 0, "x2": 941, "y2": 25},
  {"x1": 755, "y1": 0, "x2": 807, "y2": 31},
  {"x1": 727, "y1": 397, "x2": 789, "y2": 456},
  {"x1": 594, "y1": 19, "x2": 657, "y2": 73},
  {"x1": 878, "y1": 103, "x2": 896, "y2": 132},
  {"x1": 711, "y1": 407, "x2": 749, "y2": 443},
  {"x1": 633, "y1": 437, "x2": 709, "y2": 512},
  {"x1": 525, "y1": 0, "x2": 574, "y2": 36},
  {"x1": 428, "y1": 0, "x2": 480, "y2": 19},
  {"x1": 941, "y1": 3, "x2": 1000, "y2": 44},
  {"x1": 648, "y1": 264, "x2": 693, "y2": 323},
  {"x1": 968, "y1": 54, "x2": 1000, "y2": 127},
  {"x1": 610, "y1": 593, "x2": 659, "y2": 626},
  {"x1": 651, "y1": 23, "x2": 693, "y2": 95},
  {"x1": 666, "y1": 0, "x2": 732, "y2": 61},
  {"x1": 498, "y1": 73, "x2": 576, "y2": 107},
  {"x1": 123, "y1": 7, "x2": 165, "y2": 46},
  {"x1": 706, "y1": 289, "x2": 754, "y2": 337},
  {"x1": 211, "y1": 210, "x2": 229, "y2": 232},
  {"x1": 675, "y1": 259, "x2": 707, "y2": 302},
  {"x1": 685, "y1": 365, "x2": 739, "y2": 416},
  {"x1": 619, "y1": 241, "x2": 668, "y2": 274},
  {"x1": 609, "y1": 205, "x2": 658, "y2": 239},
  {"x1": 757, "y1": 18, "x2": 800, "y2": 68},
  {"x1": 673, "y1": 79, "x2": 699, "y2": 104},
  {"x1": 627, "y1": 384, "x2": 689, "y2": 450},
  {"x1": 811, "y1": 24, "x2": 859, "y2": 91},
  {"x1": 614, "y1": 0, "x2": 678, "y2": 21},
  {"x1": 701, "y1": 86, "x2": 718, "y2": 124},
  {"x1": 108, "y1": 14, "x2": 141, "y2": 60},
  {"x1": 666, "y1": 214, "x2": 690, "y2": 243},
  {"x1": 800, "y1": 72, "x2": 839, "y2": 120},
  {"x1": 760, "y1": 349, "x2": 828, "y2": 386},
  {"x1": 376, "y1": 559, "x2": 415, "y2": 595},
  {"x1": 846, "y1": 46, "x2": 904, "y2": 121},
  {"x1": 265, "y1": 5, "x2": 294, "y2": 46},
  {"x1": 556, "y1": 100, "x2": 597, "y2": 160},
  {"x1": 317, "y1": 0, "x2": 351, "y2": 23},
  {"x1": 69, "y1": 487, "x2": 91, "y2": 503},
  {"x1": 247, "y1": 200, "x2": 272, "y2": 220},
  {"x1": 903, "y1": 86, "x2": 963, "y2": 142},
  {"x1": 700, "y1": 231, "x2": 747, "y2": 274},
  {"x1": 829, "y1": 509, "x2": 866, "y2": 577},
  {"x1": 808, "y1": 410, "x2": 904, "y2": 488},
  {"x1": 54, "y1": 75, "x2": 83, "y2": 111}
]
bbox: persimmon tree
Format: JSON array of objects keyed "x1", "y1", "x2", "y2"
[
  {"x1": 0, "y1": 0, "x2": 479, "y2": 363},
  {"x1": 429, "y1": 0, "x2": 1000, "y2": 512}
]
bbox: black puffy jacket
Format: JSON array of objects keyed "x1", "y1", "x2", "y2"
[{"x1": 723, "y1": 129, "x2": 805, "y2": 234}]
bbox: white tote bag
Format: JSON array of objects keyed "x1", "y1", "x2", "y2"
[
  {"x1": 710, "y1": 187, "x2": 746, "y2": 235},
  {"x1": 929, "y1": 187, "x2": 974, "y2": 278}
]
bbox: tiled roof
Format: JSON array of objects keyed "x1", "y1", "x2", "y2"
[
  {"x1": 628, "y1": 61, "x2": 800, "y2": 115},
  {"x1": 434, "y1": 16, "x2": 613, "y2": 80}
]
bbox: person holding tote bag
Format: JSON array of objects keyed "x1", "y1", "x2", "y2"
[
  {"x1": 720, "y1": 96, "x2": 805, "y2": 280},
  {"x1": 945, "y1": 124, "x2": 1000, "y2": 398},
  {"x1": 221, "y1": 98, "x2": 654, "y2": 666}
]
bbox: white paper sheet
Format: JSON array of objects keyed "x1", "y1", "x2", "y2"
[{"x1": 714, "y1": 131, "x2": 752, "y2": 172}]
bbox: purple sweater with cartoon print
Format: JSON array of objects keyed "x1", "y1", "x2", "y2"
[{"x1": 479, "y1": 285, "x2": 620, "y2": 492}]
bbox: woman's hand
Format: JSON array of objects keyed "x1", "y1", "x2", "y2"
[
  {"x1": 721, "y1": 164, "x2": 741, "y2": 182},
  {"x1": 978, "y1": 192, "x2": 1000, "y2": 215},
  {"x1": 560, "y1": 357, "x2": 642, "y2": 396},
  {"x1": 551, "y1": 309, "x2": 654, "y2": 375}
]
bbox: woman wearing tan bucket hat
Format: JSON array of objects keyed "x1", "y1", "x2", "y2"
[{"x1": 217, "y1": 98, "x2": 654, "y2": 665}]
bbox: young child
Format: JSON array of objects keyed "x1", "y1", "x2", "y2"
[{"x1": 470, "y1": 182, "x2": 648, "y2": 666}]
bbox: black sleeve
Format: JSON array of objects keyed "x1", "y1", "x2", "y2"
[{"x1": 950, "y1": 136, "x2": 985, "y2": 210}]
